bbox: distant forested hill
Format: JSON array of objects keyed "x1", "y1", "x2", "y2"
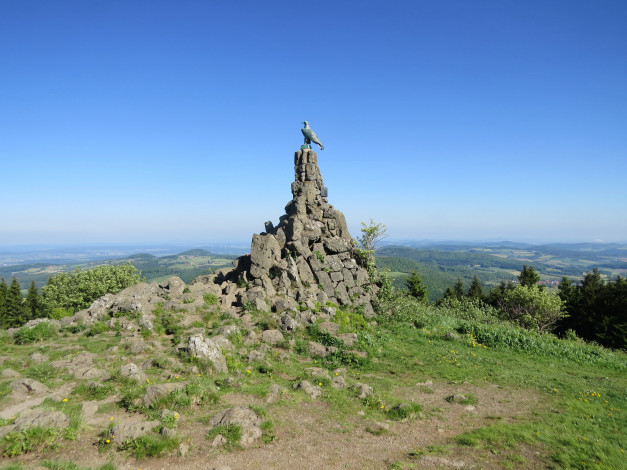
[
  {"x1": 0, "y1": 250, "x2": 237, "y2": 292},
  {"x1": 375, "y1": 243, "x2": 627, "y2": 302}
]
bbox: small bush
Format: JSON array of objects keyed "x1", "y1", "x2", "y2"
[
  {"x1": 86, "y1": 321, "x2": 109, "y2": 337},
  {"x1": 49, "y1": 308, "x2": 73, "y2": 320},
  {"x1": 386, "y1": 402, "x2": 423, "y2": 421},
  {"x1": 14, "y1": 322, "x2": 57, "y2": 345},
  {"x1": 203, "y1": 293, "x2": 218, "y2": 305}
]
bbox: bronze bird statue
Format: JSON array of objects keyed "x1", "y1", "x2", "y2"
[{"x1": 301, "y1": 121, "x2": 324, "y2": 150}]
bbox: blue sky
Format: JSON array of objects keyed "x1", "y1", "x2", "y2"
[{"x1": 1, "y1": 0, "x2": 626, "y2": 246}]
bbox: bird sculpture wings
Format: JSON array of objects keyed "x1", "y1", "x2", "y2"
[{"x1": 301, "y1": 121, "x2": 324, "y2": 150}]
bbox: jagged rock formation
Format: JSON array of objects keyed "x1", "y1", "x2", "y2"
[{"x1": 217, "y1": 149, "x2": 376, "y2": 315}]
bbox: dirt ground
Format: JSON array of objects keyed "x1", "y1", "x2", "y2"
[{"x1": 5, "y1": 379, "x2": 548, "y2": 470}]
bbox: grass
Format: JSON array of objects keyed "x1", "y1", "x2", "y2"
[
  {"x1": 206, "y1": 424, "x2": 242, "y2": 450},
  {"x1": 0, "y1": 427, "x2": 60, "y2": 456},
  {"x1": 118, "y1": 434, "x2": 180, "y2": 458}
]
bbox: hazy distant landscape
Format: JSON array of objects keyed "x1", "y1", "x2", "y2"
[{"x1": 2, "y1": 240, "x2": 625, "y2": 302}]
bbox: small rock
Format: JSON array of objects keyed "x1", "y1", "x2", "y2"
[
  {"x1": 209, "y1": 406, "x2": 263, "y2": 446},
  {"x1": 143, "y1": 382, "x2": 187, "y2": 406},
  {"x1": 308, "y1": 341, "x2": 337, "y2": 357},
  {"x1": 332, "y1": 375, "x2": 347, "y2": 389},
  {"x1": 109, "y1": 420, "x2": 160, "y2": 443},
  {"x1": 127, "y1": 339, "x2": 146, "y2": 354},
  {"x1": 351, "y1": 383, "x2": 373, "y2": 399},
  {"x1": 293, "y1": 380, "x2": 321, "y2": 399},
  {"x1": 261, "y1": 329, "x2": 284, "y2": 345},
  {"x1": 212, "y1": 434, "x2": 227, "y2": 447},
  {"x1": 1, "y1": 368, "x2": 20, "y2": 378},
  {"x1": 279, "y1": 314, "x2": 299, "y2": 332},
  {"x1": 246, "y1": 350, "x2": 266, "y2": 363},
  {"x1": 337, "y1": 333, "x2": 358, "y2": 347},
  {"x1": 10, "y1": 378, "x2": 48, "y2": 396},
  {"x1": 447, "y1": 394, "x2": 468, "y2": 404},
  {"x1": 118, "y1": 363, "x2": 148, "y2": 384},
  {"x1": 266, "y1": 384, "x2": 283, "y2": 403},
  {"x1": 178, "y1": 442, "x2": 189, "y2": 456},
  {"x1": 29, "y1": 352, "x2": 49, "y2": 364}
]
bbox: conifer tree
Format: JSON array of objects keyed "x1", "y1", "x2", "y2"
[
  {"x1": 518, "y1": 265, "x2": 540, "y2": 288},
  {"x1": 467, "y1": 275, "x2": 484, "y2": 300},
  {"x1": 444, "y1": 277, "x2": 465, "y2": 301},
  {"x1": 0, "y1": 278, "x2": 7, "y2": 314},
  {"x1": 405, "y1": 271, "x2": 428, "y2": 303},
  {"x1": 2, "y1": 278, "x2": 26, "y2": 328},
  {"x1": 25, "y1": 281, "x2": 42, "y2": 321}
]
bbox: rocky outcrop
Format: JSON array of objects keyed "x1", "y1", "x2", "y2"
[{"x1": 218, "y1": 149, "x2": 376, "y2": 313}]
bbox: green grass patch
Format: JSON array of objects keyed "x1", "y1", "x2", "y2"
[
  {"x1": 206, "y1": 424, "x2": 241, "y2": 450},
  {"x1": 118, "y1": 434, "x2": 180, "y2": 458},
  {"x1": 0, "y1": 427, "x2": 60, "y2": 456},
  {"x1": 13, "y1": 322, "x2": 57, "y2": 344}
]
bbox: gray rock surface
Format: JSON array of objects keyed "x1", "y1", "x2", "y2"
[
  {"x1": 187, "y1": 334, "x2": 231, "y2": 373},
  {"x1": 218, "y1": 148, "x2": 376, "y2": 313},
  {"x1": 109, "y1": 420, "x2": 161, "y2": 443},
  {"x1": 209, "y1": 406, "x2": 263, "y2": 446},
  {"x1": 143, "y1": 382, "x2": 187, "y2": 406}
]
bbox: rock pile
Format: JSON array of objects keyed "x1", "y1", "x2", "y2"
[{"x1": 218, "y1": 149, "x2": 376, "y2": 315}]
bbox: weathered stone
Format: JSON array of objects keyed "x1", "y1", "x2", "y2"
[
  {"x1": 158, "y1": 276, "x2": 187, "y2": 297},
  {"x1": 266, "y1": 383, "x2": 283, "y2": 403},
  {"x1": 292, "y1": 380, "x2": 321, "y2": 399},
  {"x1": 10, "y1": 378, "x2": 48, "y2": 396},
  {"x1": 323, "y1": 238, "x2": 351, "y2": 254},
  {"x1": 352, "y1": 383, "x2": 374, "y2": 399},
  {"x1": 1, "y1": 368, "x2": 20, "y2": 378},
  {"x1": 279, "y1": 314, "x2": 299, "y2": 332},
  {"x1": 50, "y1": 352, "x2": 110, "y2": 381},
  {"x1": 308, "y1": 341, "x2": 337, "y2": 357},
  {"x1": 261, "y1": 329, "x2": 284, "y2": 345},
  {"x1": 332, "y1": 375, "x2": 347, "y2": 389},
  {"x1": 315, "y1": 270, "x2": 335, "y2": 297},
  {"x1": 337, "y1": 333, "x2": 358, "y2": 347},
  {"x1": 209, "y1": 406, "x2": 263, "y2": 446},
  {"x1": 118, "y1": 363, "x2": 148, "y2": 384},
  {"x1": 109, "y1": 420, "x2": 161, "y2": 443},
  {"x1": 143, "y1": 383, "x2": 187, "y2": 406},
  {"x1": 187, "y1": 334, "x2": 231, "y2": 373},
  {"x1": 250, "y1": 233, "x2": 281, "y2": 275}
]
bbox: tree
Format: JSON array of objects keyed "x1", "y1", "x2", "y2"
[
  {"x1": 0, "y1": 278, "x2": 7, "y2": 319},
  {"x1": 557, "y1": 271, "x2": 627, "y2": 349},
  {"x1": 25, "y1": 281, "x2": 42, "y2": 321},
  {"x1": 518, "y1": 264, "x2": 540, "y2": 288},
  {"x1": 406, "y1": 271, "x2": 428, "y2": 303},
  {"x1": 467, "y1": 275, "x2": 484, "y2": 300},
  {"x1": 444, "y1": 277, "x2": 465, "y2": 301},
  {"x1": 498, "y1": 285, "x2": 565, "y2": 333},
  {"x1": 41, "y1": 263, "x2": 143, "y2": 313},
  {"x1": 1, "y1": 278, "x2": 26, "y2": 328},
  {"x1": 357, "y1": 219, "x2": 388, "y2": 253}
]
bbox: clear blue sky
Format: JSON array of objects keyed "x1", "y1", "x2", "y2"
[{"x1": 1, "y1": 0, "x2": 626, "y2": 246}]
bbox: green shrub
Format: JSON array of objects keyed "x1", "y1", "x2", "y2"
[
  {"x1": 203, "y1": 293, "x2": 218, "y2": 305},
  {"x1": 41, "y1": 263, "x2": 143, "y2": 313},
  {"x1": 86, "y1": 321, "x2": 109, "y2": 337},
  {"x1": 49, "y1": 308, "x2": 73, "y2": 320},
  {"x1": 14, "y1": 322, "x2": 57, "y2": 344}
]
